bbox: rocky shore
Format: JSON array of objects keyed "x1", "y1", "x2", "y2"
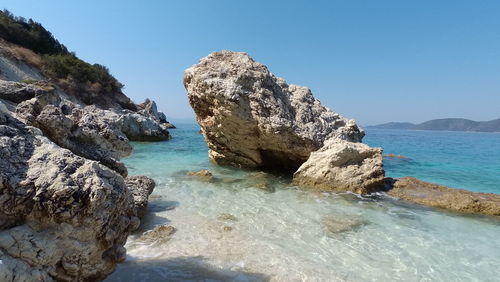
[
  {"x1": 185, "y1": 50, "x2": 500, "y2": 217},
  {"x1": 0, "y1": 40, "x2": 171, "y2": 280}
]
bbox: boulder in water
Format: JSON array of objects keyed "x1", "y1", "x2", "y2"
[
  {"x1": 293, "y1": 139, "x2": 385, "y2": 194},
  {"x1": 184, "y1": 51, "x2": 364, "y2": 170},
  {"x1": 125, "y1": 176, "x2": 156, "y2": 218}
]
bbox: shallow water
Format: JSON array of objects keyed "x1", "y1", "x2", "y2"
[{"x1": 106, "y1": 124, "x2": 500, "y2": 282}]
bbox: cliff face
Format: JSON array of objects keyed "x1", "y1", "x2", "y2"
[{"x1": 0, "y1": 23, "x2": 166, "y2": 281}]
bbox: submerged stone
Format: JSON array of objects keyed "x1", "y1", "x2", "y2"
[
  {"x1": 187, "y1": 169, "x2": 216, "y2": 183},
  {"x1": 139, "y1": 225, "x2": 176, "y2": 242},
  {"x1": 218, "y1": 213, "x2": 238, "y2": 221},
  {"x1": 320, "y1": 215, "x2": 366, "y2": 235}
]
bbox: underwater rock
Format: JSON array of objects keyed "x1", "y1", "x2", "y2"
[
  {"x1": 0, "y1": 110, "x2": 139, "y2": 281},
  {"x1": 218, "y1": 213, "x2": 238, "y2": 221},
  {"x1": 125, "y1": 176, "x2": 156, "y2": 218},
  {"x1": 223, "y1": 226, "x2": 233, "y2": 232},
  {"x1": 320, "y1": 214, "x2": 366, "y2": 235},
  {"x1": 139, "y1": 225, "x2": 176, "y2": 242},
  {"x1": 184, "y1": 51, "x2": 364, "y2": 170},
  {"x1": 383, "y1": 153, "x2": 409, "y2": 159},
  {"x1": 293, "y1": 139, "x2": 385, "y2": 194},
  {"x1": 247, "y1": 171, "x2": 276, "y2": 192},
  {"x1": 187, "y1": 169, "x2": 216, "y2": 183},
  {"x1": 387, "y1": 177, "x2": 500, "y2": 216}
]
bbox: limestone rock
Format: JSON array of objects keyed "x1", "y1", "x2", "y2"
[
  {"x1": 0, "y1": 110, "x2": 139, "y2": 281},
  {"x1": 0, "y1": 79, "x2": 54, "y2": 103},
  {"x1": 16, "y1": 94, "x2": 171, "y2": 174},
  {"x1": 137, "y1": 99, "x2": 176, "y2": 129},
  {"x1": 293, "y1": 139, "x2": 385, "y2": 194},
  {"x1": 116, "y1": 111, "x2": 171, "y2": 141},
  {"x1": 184, "y1": 51, "x2": 364, "y2": 170},
  {"x1": 387, "y1": 177, "x2": 500, "y2": 216},
  {"x1": 125, "y1": 176, "x2": 156, "y2": 218},
  {"x1": 16, "y1": 93, "x2": 132, "y2": 176}
]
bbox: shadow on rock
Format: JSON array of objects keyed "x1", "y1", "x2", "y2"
[{"x1": 105, "y1": 256, "x2": 270, "y2": 282}]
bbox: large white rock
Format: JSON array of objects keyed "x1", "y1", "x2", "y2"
[{"x1": 184, "y1": 51, "x2": 364, "y2": 169}]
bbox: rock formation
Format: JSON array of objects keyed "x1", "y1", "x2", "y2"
[
  {"x1": 185, "y1": 51, "x2": 385, "y2": 193},
  {"x1": 125, "y1": 176, "x2": 156, "y2": 218},
  {"x1": 293, "y1": 139, "x2": 385, "y2": 194},
  {"x1": 0, "y1": 110, "x2": 139, "y2": 281},
  {"x1": 0, "y1": 31, "x2": 172, "y2": 280},
  {"x1": 0, "y1": 80, "x2": 55, "y2": 103},
  {"x1": 137, "y1": 99, "x2": 175, "y2": 129},
  {"x1": 387, "y1": 177, "x2": 500, "y2": 216},
  {"x1": 184, "y1": 51, "x2": 364, "y2": 170}
]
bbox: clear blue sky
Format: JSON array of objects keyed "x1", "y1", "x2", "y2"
[{"x1": 3, "y1": 0, "x2": 500, "y2": 125}]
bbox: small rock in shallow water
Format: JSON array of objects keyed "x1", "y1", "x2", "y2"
[
  {"x1": 383, "y1": 153, "x2": 409, "y2": 159},
  {"x1": 247, "y1": 171, "x2": 276, "y2": 192},
  {"x1": 187, "y1": 169, "x2": 216, "y2": 183},
  {"x1": 223, "y1": 226, "x2": 233, "y2": 232},
  {"x1": 218, "y1": 213, "x2": 238, "y2": 221},
  {"x1": 139, "y1": 225, "x2": 176, "y2": 242},
  {"x1": 321, "y1": 215, "x2": 366, "y2": 236}
]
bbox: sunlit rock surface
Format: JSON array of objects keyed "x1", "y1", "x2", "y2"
[
  {"x1": 0, "y1": 110, "x2": 139, "y2": 281},
  {"x1": 388, "y1": 177, "x2": 500, "y2": 216},
  {"x1": 293, "y1": 139, "x2": 385, "y2": 194},
  {"x1": 184, "y1": 51, "x2": 364, "y2": 170}
]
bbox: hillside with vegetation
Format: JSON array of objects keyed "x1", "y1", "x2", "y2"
[
  {"x1": 0, "y1": 9, "x2": 134, "y2": 109},
  {"x1": 367, "y1": 118, "x2": 500, "y2": 132}
]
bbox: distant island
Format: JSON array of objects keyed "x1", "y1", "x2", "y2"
[{"x1": 367, "y1": 118, "x2": 500, "y2": 132}]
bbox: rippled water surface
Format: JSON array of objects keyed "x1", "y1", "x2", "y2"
[{"x1": 106, "y1": 125, "x2": 500, "y2": 282}]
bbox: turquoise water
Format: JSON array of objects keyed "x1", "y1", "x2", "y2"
[
  {"x1": 106, "y1": 124, "x2": 500, "y2": 282},
  {"x1": 365, "y1": 129, "x2": 500, "y2": 194}
]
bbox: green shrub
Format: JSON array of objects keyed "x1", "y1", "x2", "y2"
[
  {"x1": 1, "y1": 9, "x2": 123, "y2": 93},
  {"x1": 42, "y1": 54, "x2": 123, "y2": 92},
  {"x1": 19, "y1": 79, "x2": 38, "y2": 84},
  {"x1": 0, "y1": 9, "x2": 68, "y2": 55}
]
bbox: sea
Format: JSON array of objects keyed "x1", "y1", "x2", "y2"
[{"x1": 105, "y1": 124, "x2": 500, "y2": 282}]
